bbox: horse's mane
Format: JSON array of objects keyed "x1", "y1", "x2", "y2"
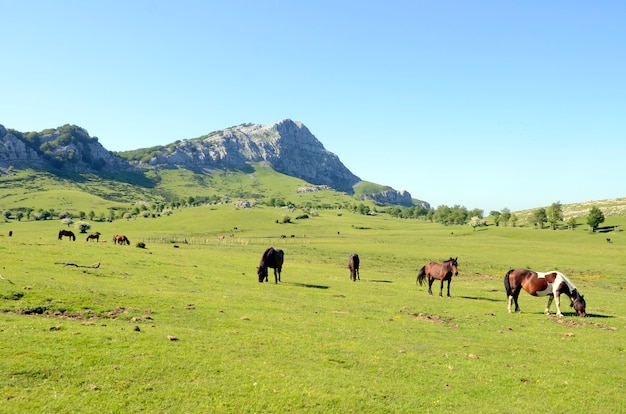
[
  {"x1": 260, "y1": 247, "x2": 274, "y2": 266},
  {"x1": 551, "y1": 271, "x2": 578, "y2": 291}
]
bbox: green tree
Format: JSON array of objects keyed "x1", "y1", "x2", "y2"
[
  {"x1": 489, "y1": 210, "x2": 501, "y2": 226},
  {"x1": 500, "y1": 208, "x2": 511, "y2": 227},
  {"x1": 76, "y1": 221, "x2": 91, "y2": 233},
  {"x1": 567, "y1": 217, "x2": 577, "y2": 230},
  {"x1": 547, "y1": 201, "x2": 563, "y2": 230},
  {"x1": 531, "y1": 208, "x2": 548, "y2": 229},
  {"x1": 586, "y1": 206, "x2": 605, "y2": 232}
]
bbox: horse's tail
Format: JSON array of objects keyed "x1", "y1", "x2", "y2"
[
  {"x1": 417, "y1": 266, "x2": 426, "y2": 286},
  {"x1": 504, "y1": 269, "x2": 514, "y2": 297}
]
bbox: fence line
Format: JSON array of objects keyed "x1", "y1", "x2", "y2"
[{"x1": 140, "y1": 236, "x2": 310, "y2": 246}]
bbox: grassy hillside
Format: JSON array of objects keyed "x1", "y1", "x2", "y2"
[
  {"x1": 0, "y1": 165, "x2": 368, "y2": 218},
  {"x1": 0, "y1": 204, "x2": 624, "y2": 412}
]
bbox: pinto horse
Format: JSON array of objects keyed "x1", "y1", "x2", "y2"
[
  {"x1": 504, "y1": 269, "x2": 586, "y2": 317},
  {"x1": 257, "y1": 247, "x2": 284, "y2": 283},
  {"x1": 86, "y1": 233, "x2": 100, "y2": 242},
  {"x1": 348, "y1": 253, "x2": 360, "y2": 281},
  {"x1": 416, "y1": 257, "x2": 459, "y2": 297},
  {"x1": 113, "y1": 235, "x2": 130, "y2": 245},
  {"x1": 58, "y1": 229, "x2": 76, "y2": 241}
]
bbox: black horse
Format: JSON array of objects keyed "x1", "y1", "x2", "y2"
[
  {"x1": 58, "y1": 229, "x2": 76, "y2": 241},
  {"x1": 257, "y1": 247, "x2": 284, "y2": 283},
  {"x1": 348, "y1": 253, "x2": 360, "y2": 281}
]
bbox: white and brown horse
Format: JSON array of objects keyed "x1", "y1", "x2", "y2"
[{"x1": 504, "y1": 269, "x2": 586, "y2": 317}]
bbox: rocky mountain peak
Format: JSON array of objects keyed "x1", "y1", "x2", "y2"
[{"x1": 141, "y1": 119, "x2": 361, "y2": 194}]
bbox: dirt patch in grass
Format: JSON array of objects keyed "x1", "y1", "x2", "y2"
[{"x1": 400, "y1": 306, "x2": 450, "y2": 324}]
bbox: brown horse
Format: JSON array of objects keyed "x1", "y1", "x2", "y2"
[
  {"x1": 58, "y1": 229, "x2": 76, "y2": 241},
  {"x1": 416, "y1": 257, "x2": 459, "y2": 297},
  {"x1": 348, "y1": 253, "x2": 360, "y2": 281},
  {"x1": 504, "y1": 269, "x2": 586, "y2": 317},
  {"x1": 86, "y1": 233, "x2": 100, "y2": 242},
  {"x1": 257, "y1": 247, "x2": 284, "y2": 283},
  {"x1": 113, "y1": 235, "x2": 130, "y2": 245}
]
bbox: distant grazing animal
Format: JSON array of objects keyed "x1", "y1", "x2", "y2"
[
  {"x1": 58, "y1": 229, "x2": 76, "y2": 241},
  {"x1": 348, "y1": 253, "x2": 360, "y2": 281},
  {"x1": 504, "y1": 269, "x2": 586, "y2": 317},
  {"x1": 8, "y1": 230, "x2": 12, "y2": 237},
  {"x1": 86, "y1": 233, "x2": 100, "y2": 242},
  {"x1": 113, "y1": 235, "x2": 130, "y2": 245},
  {"x1": 257, "y1": 247, "x2": 284, "y2": 283},
  {"x1": 280, "y1": 234, "x2": 287, "y2": 239},
  {"x1": 606, "y1": 238, "x2": 611, "y2": 243},
  {"x1": 416, "y1": 257, "x2": 459, "y2": 297}
]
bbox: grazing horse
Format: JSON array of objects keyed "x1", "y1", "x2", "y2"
[
  {"x1": 58, "y1": 229, "x2": 76, "y2": 241},
  {"x1": 504, "y1": 269, "x2": 586, "y2": 317},
  {"x1": 113, "y1": 235, "x2": 130, "y2": 245},
  {"x1": 416, "y1": 257, "x2": 459, "y2": 297},
  {"x1": 86, "y1": 233, "x2": 100, "y2": 242},
  {"x1": 348, "y1": 253, "x2": 360, "y2": 281},
  {"x1": 257, "y1": 247, "x2": 284, "y2": 283}
]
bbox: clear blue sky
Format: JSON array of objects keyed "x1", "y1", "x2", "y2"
[{"x1": 2, "y1": 1, "x2": 624, "y2": 213}]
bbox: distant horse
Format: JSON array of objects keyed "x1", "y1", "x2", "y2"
[
  {"x1": 416, "y1": 257, "x2": 459, "y2": 297},
  {"x1": 113, "y1": 235, "x2": 130, "y2": 245},
  {"x1": 348, "y1": 253, "x2": 360, "y2": 281},
  {"x1": 86, "y1": 233, "x2": 100, "y2": 242},
  {"x1": 504, "y1": 269, "x2": 586, "y2": 317},
  {"x1": 257, "y1": 247, "x2": 284, "y2": 283},
  {"x1": 58, "y1": 229, "x2": 76, "y2": 241}
]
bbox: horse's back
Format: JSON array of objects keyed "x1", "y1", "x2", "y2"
[
  {"x1": 274, "y1": 248, "x2": 284, "y2": 267},
  {"x1": 349, "y1": 253, "x2": 359, "y2": 269},
  {"x1": 261, "y1": 247, "x2": 283, "y2": 268}
]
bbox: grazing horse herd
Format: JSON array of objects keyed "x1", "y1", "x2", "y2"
[
  {"x1": 258, "y1": 249, "x2": 587, "y2": 318},
  {"x1": 57, "y1": 230, "x2": 129, "y2": 245},
  {"x1": 57, "y1": 228, "x2": 588, "y2": 317}
]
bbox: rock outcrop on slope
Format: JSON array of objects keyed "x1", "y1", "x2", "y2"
[{"x1": 0, "y1": 124, "x2": 137, "y2": 173}]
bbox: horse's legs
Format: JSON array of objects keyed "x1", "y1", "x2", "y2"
[
  {"x1": 446, "y1": 279, "x2": 451, "y2": 297},
  {"x1": 274, "y1": 267, "x2": 281, "y2": 284},
  {"x1": 439, "y1": 279, "x2": 445, "y2": 297},
  {"x1": 427, "y1": 277, "x2": 434, "y2": 295},
  {"x1": 545, "y1": 295, "x2": 564, "y2": 316},
  {"x1": 509, "y1": 286, "x2": 522, "y2": 313}
]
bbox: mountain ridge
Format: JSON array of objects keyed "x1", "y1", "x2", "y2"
[{"x1": 0, "y1": 120, "x2": 422, "y2": 207}]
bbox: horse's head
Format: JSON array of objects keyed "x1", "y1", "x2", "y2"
[
  {"x1": 572, "y1": 293, "x2": 587, "y2": 317},
  {"x1": 257, "y1": 266, "x2": 268, "y2": 282},
  {"x1": 449, "y1": 257, "x2": 459, "y2": 276}
]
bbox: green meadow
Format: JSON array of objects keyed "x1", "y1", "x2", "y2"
[{"x1": 1, "y1": 203, "x2": 625, "y2": 413}]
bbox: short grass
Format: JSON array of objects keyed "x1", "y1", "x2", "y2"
[{"x1": 0, "y1": 205, "x2": 624, "y2": 413}]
